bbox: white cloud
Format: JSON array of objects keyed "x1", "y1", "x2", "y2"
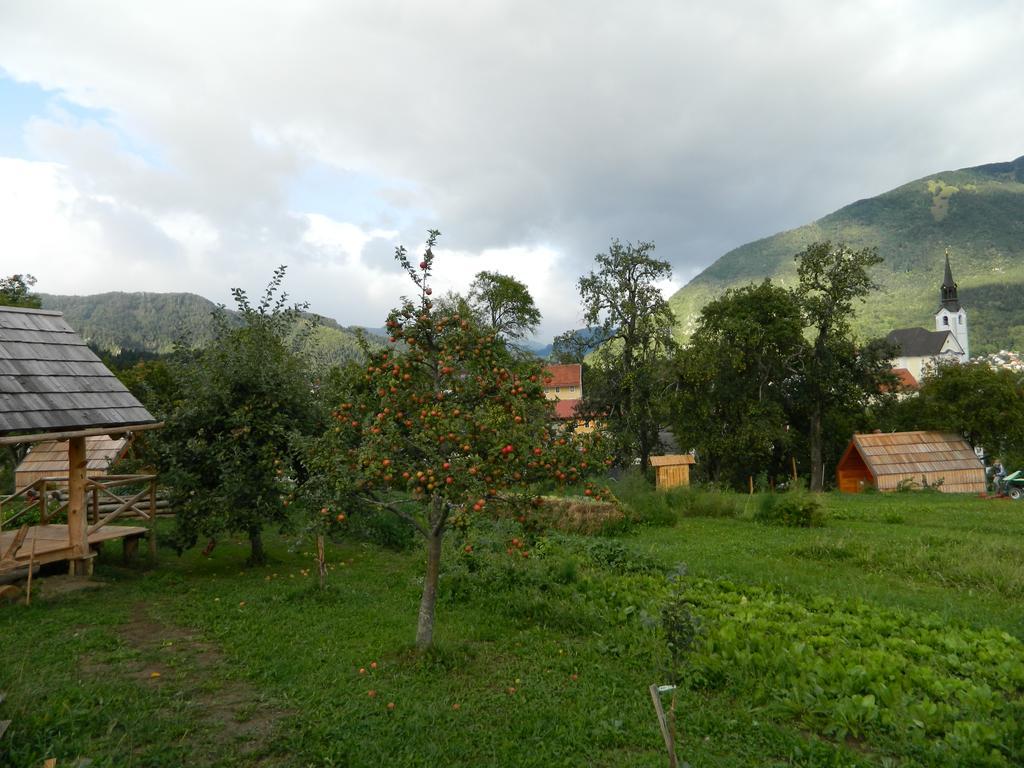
[{"x1": 0, "y1": 1, "x2": 1021, "y2": 339}]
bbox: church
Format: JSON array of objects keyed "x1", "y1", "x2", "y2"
[{"x1": 886, "y1": 252, "x2": 969, "y2": 387}]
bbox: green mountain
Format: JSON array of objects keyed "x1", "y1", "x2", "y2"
[
  {"x1": 39, "y1": 291, "x2": 382, "y2": 367},
  {"x1": 669, "y1": 156, "x2": 1024, "y2": 354}
]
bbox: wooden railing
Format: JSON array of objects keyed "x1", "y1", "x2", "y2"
[{"x1": 1, "y1": 474, "x2": 168, "y2": 531}]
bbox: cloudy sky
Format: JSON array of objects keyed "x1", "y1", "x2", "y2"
[{"x1": 1, "y1": 2, "x2": 1021, "y2": 340}]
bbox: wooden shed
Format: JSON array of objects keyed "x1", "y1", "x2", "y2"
[
  {"x1": 836, "y1": 431, "x2": 985, "y2": 494},
  {"x1": 650, "y1": 455, "x2": 695, "y2": 490},
  {"x1": 15, "y1": 435, "x2": 130, "y2": 490},
  {"x1": 0, "y1": 306, "x2": 161, "y2": 577}
]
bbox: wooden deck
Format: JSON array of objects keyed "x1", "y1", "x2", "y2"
[{"x1": 0, "y1": 524, "x2": 148, "y2": 568}]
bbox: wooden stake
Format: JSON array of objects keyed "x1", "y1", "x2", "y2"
[
  {"x1": 649, "y1": 684, "x2": 678, "y2": 768},
  {"x1": 316, "y1": 534, "x2": 327, "y2": 589},
  {"x1": 748, "y1": 476, "x2": 754, "y2": 495},
  {"x1": 791, "y1": 456, "x2": 798, "y2": 482},
  {"x1": 148, "y1": 479, "x2": 158, "y2": 560},
  {"x1": 25, "y1": 538, "x2": 36, "y2": 606}
]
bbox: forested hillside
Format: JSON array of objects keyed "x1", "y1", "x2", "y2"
[
  {"x1": 669, "y1": 156, "x2": 1024, "y2": 354},
  {"x1": 40, "y1": 291, "x2": 381, "y2": 366}
]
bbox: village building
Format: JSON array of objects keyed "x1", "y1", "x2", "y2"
[
  {"x1": 543, "y1": 363, "x2": 596, "y2": 433},
  {"x1": 836, "y1": 430, "x2": 986, "y2": 494},
  {"x1": 544, "y1": 363, "x2": 583, "y2": 424},
  {"x1": 886, "y1": 252, "x2": 969, "y2": 385}
]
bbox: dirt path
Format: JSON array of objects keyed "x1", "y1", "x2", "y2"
[{"x1": 82, "y1": 603, "x2": 289, "y2": 766}]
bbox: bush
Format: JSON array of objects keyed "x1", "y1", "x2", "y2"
[
  {"x1": 667, "y1": 487, "x2": 744, "y2": 518},
  {"x1": 605, "y1": 469, "x2": 677, "y2": 528},
  {"x1": 754, "y1": 487, "x2": 824, "y2": 527}
]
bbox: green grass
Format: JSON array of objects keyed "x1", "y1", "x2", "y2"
[
  {"x1": 628, "y1": 492, "x2": 1024, "y2": 636},
  {"x1": 2, "y1": 491, "x2": 1023, "y2": 766}
]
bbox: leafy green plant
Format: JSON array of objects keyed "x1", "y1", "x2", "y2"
[
  {"x1": 754, "y1": 487, "x2": 824, "y2": 527},
  {"x1": 668, "y1": 487, "x2": 744, "y2": 518}
]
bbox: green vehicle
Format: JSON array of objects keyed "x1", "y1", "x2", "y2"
[{"x1": 998, "y1": 470, "x2": 1024, "y2": 499}]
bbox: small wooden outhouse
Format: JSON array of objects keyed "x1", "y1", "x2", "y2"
[
  {"x1": 836, "y1": 431, "x2": 985, "y2": 494},
  {"x1": 650, "y1": 455, "x2": 695, "y2": 490}
]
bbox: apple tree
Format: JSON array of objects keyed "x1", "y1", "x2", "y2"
[{"x1": 303, "y1": 231, "x2": 609, "y2": 648}]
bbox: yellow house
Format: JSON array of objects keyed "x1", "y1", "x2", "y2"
[{"x1": 543, "y1": 364, "x2": 597, "y2": 433}]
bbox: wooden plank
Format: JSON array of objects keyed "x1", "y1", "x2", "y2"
[{"x1": 0, "y1": 422, "x2": 162, "y2": 446}]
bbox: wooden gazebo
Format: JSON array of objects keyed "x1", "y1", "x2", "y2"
[{"x1": 0, "y1": 306, "x2": 161, "y2": 577}]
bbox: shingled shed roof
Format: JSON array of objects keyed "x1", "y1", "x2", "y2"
[
  {"x1": 850, "y1": 431, "x2": 982, "y2": 477},
  {"x1": 17, "y1": 435, "x2": 130, "y2": 477},
  {"x1": 0, "y1": 306, "x2": 157, "y2": 437}
]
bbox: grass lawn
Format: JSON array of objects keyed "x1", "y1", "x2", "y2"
[{"x1": 1, "y1": 491, "x2": 1023, "y2": 767}]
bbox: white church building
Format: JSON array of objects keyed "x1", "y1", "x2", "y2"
[{"x1": 886, "y1": 252, "x2": 969, "y2": 387}]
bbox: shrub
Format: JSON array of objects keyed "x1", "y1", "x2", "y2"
[
  {"x1": 667, "y1": 487, "x2": 743, "y2": 518},
  {"x1": 754, "y1": 487, "x2": 824, "y2": 527},
  {"x1": 609, "y1": 469, "x2": 678, "y2": 528}
]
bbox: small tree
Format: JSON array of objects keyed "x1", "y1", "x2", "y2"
[
  {"x1": 304, "y1": 232, "x2": 607, "y2": 648},
  {"x1": 573, "y1": 240, "x2": 678, "y2": 472},
  {"x1": 468, "y1": 270, "x2": 541, "y2": 341},
  {"x1": 0, "y1": 274, "x2": 41, "y2": 308},
  {"x1": 156, "y1": 268, "x2": 316, "y2": 564}
]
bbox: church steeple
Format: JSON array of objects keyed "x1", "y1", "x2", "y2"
[{"x1": 940, "y1": 248, "x2": 960, "y2": 311}]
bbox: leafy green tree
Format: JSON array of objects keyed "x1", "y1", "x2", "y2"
[
  {"x1": 303, "y1": 232, "x2": 608, "y2": 649},
  {"x1": 882, "y1": 362, "x2": 1024, "y2": 467},
  {"x1": 674, "y1": 281, "x2": 806, "y2": 487},
  {"x1": 794, "y1": 241, "x2": 886, "y2": 490},
  {"x1": 468, "y1": 270, "x2": 542, "y2": 341},
  {"x1": 155, "y1": 267, "x2": 317, "y2": 564},
  {"x1": 0, "y1": 274, "x2": 41, "y2": 308},
  {"x1": 573, "y1": 240, "x2": 678, "y2": 472}
]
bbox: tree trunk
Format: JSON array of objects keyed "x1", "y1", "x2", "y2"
[
  {"x1": 809, "y1": 405, "x2": 824, "y2": 492},
  {"x1": 248, "y1": 528, "x2": 266, "y2": 566},
  {"x1": 415, "y1": 524, "x2": 444, "y2": 650}
]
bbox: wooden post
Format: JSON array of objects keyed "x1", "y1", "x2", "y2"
[
  {"x1": 25, "y1": 538, "x2": 36, "y2": 606},
  {"x1": 67, "y1": 436, "x2": 91, "y2": 576},
  {"x1": 649, "y1": 684, "x2": 678, "y2": 768},
  {"x1": 148, "y1": 478, "x2": 157, "y2": 560},
  {"x1": 91, "y1": 485, "x2": 99, "y2": 524},
  {"x1": 38, "y1": 478, "x2": 47, "y2": 524},
  {"x1": 316, "y1": 534, "x2": 327, "y2": 589},
  {"x1": 791, "y1": 456, "x2": 798, "y2": 482},
  {"x1": 748, "y1": 476, "x2": 754, "y2": 495}
]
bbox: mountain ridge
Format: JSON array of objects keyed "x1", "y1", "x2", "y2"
[
  {"x1": 668, "y1": 155, "x2": 1024, "y2": 354},
  {"x1": 39, "y1": 291, "x2": 383, "y2": 366}
]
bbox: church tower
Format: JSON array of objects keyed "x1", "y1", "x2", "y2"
[{"x1": 934, "y1": 250, "x2": 969, "y2": 361}]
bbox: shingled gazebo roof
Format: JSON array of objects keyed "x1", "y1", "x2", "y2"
[{"x1": 0, "y1": 305, "x2": 158, "y2": 439}]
